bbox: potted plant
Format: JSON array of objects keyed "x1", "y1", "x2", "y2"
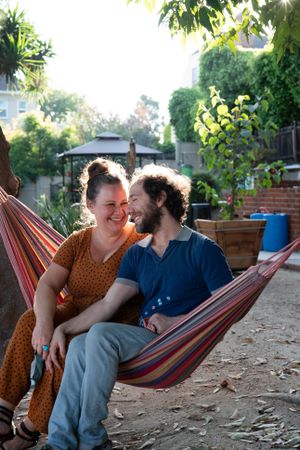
[{"x1": 194, "y1": 86, "x2": 285, "y2": 270}]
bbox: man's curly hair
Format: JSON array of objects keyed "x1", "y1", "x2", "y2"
[{"x1": 131, "y1": 164, "x2": 191, "y2": 223}]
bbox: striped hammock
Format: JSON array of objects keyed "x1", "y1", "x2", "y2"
[{"x1": 0, "y1": 187, "x2": 299, "y2": 389}]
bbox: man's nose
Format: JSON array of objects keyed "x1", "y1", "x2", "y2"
[{"x1": 127, "y1": 203, "x2": 134, "y2": 214}]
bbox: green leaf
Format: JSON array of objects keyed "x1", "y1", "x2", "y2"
[
  {"x1": 217, "y1": 104, "x2": 228, "y2": 116},
  {"x1": 198, "y1": 7, "x2": 214, "y2": 34}
]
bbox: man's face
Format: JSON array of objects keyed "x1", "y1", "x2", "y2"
[{"x1": 128, "y1": 182, "x2": 162, "y2": 233}]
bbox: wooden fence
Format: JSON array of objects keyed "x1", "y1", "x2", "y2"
[{"x1": 270, "y1": 122, "x2": 300, "y2": 164}]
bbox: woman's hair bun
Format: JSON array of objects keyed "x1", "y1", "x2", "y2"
[{"x1": 87, "y1": 160, "x2": 109, "y2": 182}]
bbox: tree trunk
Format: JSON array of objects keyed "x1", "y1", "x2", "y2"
[
  {"x1": 0, "y1": 237, "x2": 26, "y2": 363},
  {"x1": 0, "y1": 126, "x2": 21, "y2": 197}
]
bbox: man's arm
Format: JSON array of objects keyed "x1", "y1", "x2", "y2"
[
  {"x1": 63, "y1": 282, "x2": 137, "y2": 335},
  {"x1": 47, "y1": 282, "x2": 137, "y2": 369}
]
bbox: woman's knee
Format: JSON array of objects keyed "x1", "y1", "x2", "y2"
[{"x1": 15, "y1": 309, "x2": 36, "y2": 333}]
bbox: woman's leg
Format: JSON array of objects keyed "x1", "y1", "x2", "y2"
[
  {"x1": 0, "y1": 310, "x2": 35, "y2": 407},
  {"x1": 0, "y1": 303, "x2": 77, "y2": 449},
  {"x1": 47, "y1": 323, "x2": 156, "y2": 450},
  {"x1": 0, "y1": 309, "x2": 37, "y2": 448}
]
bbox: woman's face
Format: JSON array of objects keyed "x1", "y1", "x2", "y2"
[{"x1": 88, "y1": 183, "x2": 129, "y2": 234}]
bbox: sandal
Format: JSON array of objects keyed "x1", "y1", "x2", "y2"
[
  {"x1": 13, "y1": 421, "x2": 40, "y2": 449},
  {"x1": 0, "y1": 405, "x2": 14, "y2": 444}
]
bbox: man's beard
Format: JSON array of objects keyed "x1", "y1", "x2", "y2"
[{"x1": 135, "y1": 201, "x2": 162, "y2": 234}]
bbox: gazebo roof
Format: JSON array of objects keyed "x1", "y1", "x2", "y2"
[{"x1": 59, "y1": 131, "x2": 162, "y2": 157}]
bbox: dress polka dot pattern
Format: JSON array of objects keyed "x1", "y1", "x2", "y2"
[{"x1": 0, "y1": 226, "x2": 145, "y2": 433}]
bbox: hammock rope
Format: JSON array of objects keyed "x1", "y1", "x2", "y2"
[{"x1": 0, "y1": 187, "x2": 299, "y2": 389}]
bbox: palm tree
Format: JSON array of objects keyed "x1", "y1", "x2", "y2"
[{"x1": 0, "y1": 6, "x2": 53, "y2": 195}]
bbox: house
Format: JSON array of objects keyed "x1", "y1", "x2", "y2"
[{"x1": 0, "y1": 76, "x2": 38, "y2": 126}]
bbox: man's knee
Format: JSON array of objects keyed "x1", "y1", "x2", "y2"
[
  {"x1": 67, "y1": 333, "x2": 86, "y2": 359},
  {"x1": 86, "y1": 323, "x2": 129, "y2": 352}
]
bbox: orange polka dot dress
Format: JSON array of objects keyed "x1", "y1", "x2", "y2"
[{"x1": 0, "y1": 226, "x2": 145, "y2": 433}]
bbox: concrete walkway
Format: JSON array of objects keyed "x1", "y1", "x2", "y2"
[{"x1": 258, "y1": 248, "x2": 300, "y2": 271}]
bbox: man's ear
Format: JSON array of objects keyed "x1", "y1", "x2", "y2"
[{"x1": 156, "y1": 190, "x2": 167, "y2": 207}]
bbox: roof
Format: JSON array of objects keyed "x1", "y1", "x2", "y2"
[{"x1": 59, "y1": 131, "x2": 162, "y2": 157}]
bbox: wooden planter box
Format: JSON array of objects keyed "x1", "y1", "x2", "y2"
[{"x1": 194, "y1": 219, "x2": 266, "y2": 271}]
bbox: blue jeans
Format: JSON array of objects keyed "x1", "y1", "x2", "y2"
[{"x1": 47, "y1": 323, "x2": 156, "y2": 450}]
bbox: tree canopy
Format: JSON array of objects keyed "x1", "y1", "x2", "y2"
[
  {"x1": 252, "y1": 50, "x2": 300, "y2": 127},
  {"x1": 129, "y1": 0, "x2": 300, "y2": 59},
  {"x1": 40, "y1": 90, "x2": 85, "y2": 123},
  {"x1": 168, "y1": 87, "x2": 201, "y2": 141},
  {"x1": 199, "y1": 46, "x2": 255, "y2": 106},
  {"x1": 8, "y1": 113, "x2": 77, "y2": 182}
]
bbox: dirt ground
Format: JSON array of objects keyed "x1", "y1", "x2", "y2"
[{"x1": 16, "y1": 268, "x2": 300, "y2": 450}]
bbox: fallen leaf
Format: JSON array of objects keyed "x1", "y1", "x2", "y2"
[
  {"x1": 228, "y1": 432, "x2": 253, "y2": 441},
  {"x1": 139, "y1": 438, "x2": 156, "y2": 449},
  {"x1": 254, "y1": 357, "x2": 267, "y2": 365},
  {"x1": 188, "y1": 426, "x2": 201, "y2": 433},
  {"x1": 114, "y1": 408, "x2": 124, "y2": 420},
  {"x1": 169, "y1": 405, "x2": 183, "y2": 411},
  {"x1": 220, "y1": 379, "x2": 237, "y2": 392},
  {"x1": 197, "y1": 403, "x2": 218, "y2": 411},
  {"x1": 228, "y1": 371, "x2": 245, "y2": 380},
  {"x1": 223, "y1": 417, "x2": 246, "y2": 428}
]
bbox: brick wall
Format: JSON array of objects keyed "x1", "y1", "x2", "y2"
[{"x1": 239, "y1": 185, "x2": 300, "y2": 243}]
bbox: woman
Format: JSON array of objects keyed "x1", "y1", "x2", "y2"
[{"x1": 0, "y1": 158, "x2": 145, "y2": 450}]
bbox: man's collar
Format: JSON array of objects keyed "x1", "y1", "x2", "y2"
[
  {"x1": 137, "y1": 225, "x2": 192, "y2": 247},
  {"x1": 175, "y1": 225, "x2": 193, "y2": 241}
]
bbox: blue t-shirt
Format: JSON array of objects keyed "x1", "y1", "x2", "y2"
[{"x1": 116, "y1": 226, "x2": 233, "y2": 321}]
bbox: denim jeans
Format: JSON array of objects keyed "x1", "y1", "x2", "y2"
[{"x1": 47, "y1": 323, "x2": 156, "y2": 450}]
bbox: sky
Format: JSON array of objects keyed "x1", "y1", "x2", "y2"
[{"x1": 10, "y1": 0, "x2": 198, "y2": 121}]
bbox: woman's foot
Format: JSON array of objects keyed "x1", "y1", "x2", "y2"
[
  {"x1": 0, "y1": 405, "x2": 14, "y2": 443},
  {"x1": 0, "y1": 420, "x2": 40, "y2": 450}
]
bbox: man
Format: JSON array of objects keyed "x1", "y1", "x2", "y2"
[{"x1": 42, "y1": 164, "x2": 233, "y2": 450}]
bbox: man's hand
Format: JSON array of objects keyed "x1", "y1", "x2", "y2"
[
  {"x1": 32, "y1": 321, "x2": 54, "y2": 360},
  {"x1": 146, "y1": 313, "x2": 185, "y2": 334},
  {"x1": 47, "y1": 324, "x2": 67, "y2": 370}
]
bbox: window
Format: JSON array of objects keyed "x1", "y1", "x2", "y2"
[
  {"x1": 0, "y1": 100, "x2": 8, "y2": 118},
  {"x1": 18, "y1": 100, "x2": 27, "y2": 114},
  {"x1": 192, "y1": 67, "x2": 198, "y2": 86}
]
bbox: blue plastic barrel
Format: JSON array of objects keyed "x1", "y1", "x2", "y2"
[
  {"x1": 250, "y1": 213, "x2": 265, "y2": 250},
  {"x1": 262, "y1": 213, "x2": 288, "y2": 252}
]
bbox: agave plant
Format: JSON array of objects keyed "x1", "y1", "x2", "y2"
[{"x1": 38, "y1": 194, "x2": 82, "y2": 237}]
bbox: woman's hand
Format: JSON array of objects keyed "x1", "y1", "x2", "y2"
[
  {"x1": 32, "y1": 321, "x2": 54, "y2": 360},
  {"x1": 48, "y1": 324, "x2": 67, "y2": 370}
]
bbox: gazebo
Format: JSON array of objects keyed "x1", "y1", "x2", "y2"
[{"x1": 59, "y1": 131, "x2": 162, "y2": 200}]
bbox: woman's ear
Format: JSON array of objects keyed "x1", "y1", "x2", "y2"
[{"x1": 86, "y1": 199, "x2": 94, "y2": 213}]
